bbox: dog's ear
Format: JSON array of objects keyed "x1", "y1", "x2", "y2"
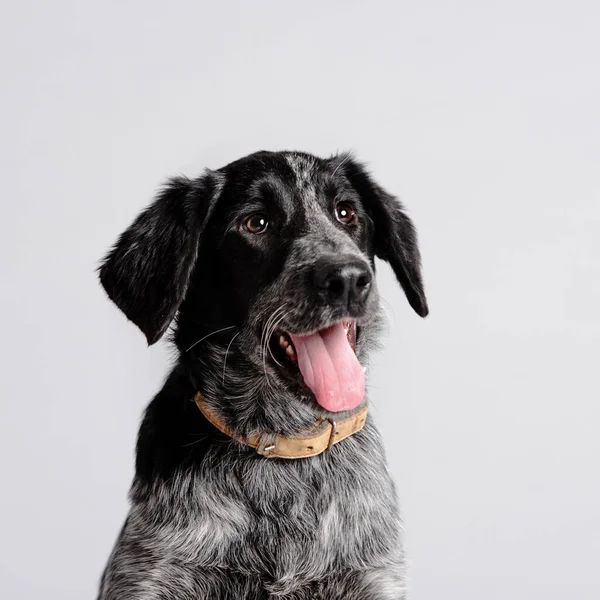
[
  {"x1": 340, "y1": 156, "x2": 429, "y2": 317},
  {"x1": 99, "y1": 172, "x2": 222, "y2": 344}
]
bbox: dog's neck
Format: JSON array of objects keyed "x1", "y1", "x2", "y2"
[
  {"x1": 178, "y1": 305, "x2": 383, "y2": 439},
  {"x1": 194, "y1": 392, "x2": 368, "y2": 459},
  {"x1": 180, "y1": 334, "x2": 371, "y2": 439}
]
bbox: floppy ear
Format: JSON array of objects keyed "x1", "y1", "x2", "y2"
[
  {"x1": 341, "y1": 156, "x2": 429, "y2": 317},
  {"x1": 98, "y1": 172, "x2": 222, "y2": 344}
]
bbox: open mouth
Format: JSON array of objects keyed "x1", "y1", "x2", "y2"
[
  {"x1": 276, "y1": 320, "x2": 357, "y2": 360},
  {"x1": 270, "y1": 321, "x2": 365, "y2": 413}
]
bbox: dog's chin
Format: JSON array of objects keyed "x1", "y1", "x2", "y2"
[{"x1": 267, "y1": 319, "x2": 366, "y2": 413}]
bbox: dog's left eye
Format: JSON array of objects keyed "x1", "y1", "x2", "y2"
[
  {"x1": 335, "y1": 202, "x2": 357, "y2": 225},
  {"x1": 244, "y1": 214, "x2": 269, "y2": 234}
]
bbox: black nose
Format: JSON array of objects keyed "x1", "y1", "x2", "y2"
[{"x1": 313, "y1": 258, "x2": 373, "y2": 306}]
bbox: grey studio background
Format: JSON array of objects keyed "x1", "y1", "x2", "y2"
[{"x1": 1, "y1": 1, "x2": 599, "y2": 599}]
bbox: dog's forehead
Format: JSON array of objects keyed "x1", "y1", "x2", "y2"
[
  {"x1": 284, "y1": 153, "x2": 319, "y2": 187},
  {"x1": 225, "y1": 151, "x2": 346, "y2": 211}
]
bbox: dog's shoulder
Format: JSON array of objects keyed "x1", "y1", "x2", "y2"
[{"x1": 133, "y1": 366, "x2": 222, "y2": 489}]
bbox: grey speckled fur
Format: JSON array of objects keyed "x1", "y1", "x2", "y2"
[
  {"x1": 97, "y1": 151, "x2": 427, "y2": 599},
  {"x1": 102, "y1": 420, "x2": 406, "y2": 599}
]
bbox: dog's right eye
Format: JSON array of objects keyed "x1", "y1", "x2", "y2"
[{"x1": 243, "y1": 214, "x2": 269, "y2": 234}]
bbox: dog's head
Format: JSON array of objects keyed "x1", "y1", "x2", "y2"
[{"x1": 100, "y1": 151, "x2": 427, "y2": 432}]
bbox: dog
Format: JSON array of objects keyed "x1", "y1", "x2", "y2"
[{"x1": 97, "y1": 150, "x2": 428, "y2": 600}]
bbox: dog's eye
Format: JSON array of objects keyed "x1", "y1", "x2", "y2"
[
  {"x1": 335, "y1": 202, "x2": 357, "y2": 226},
  {"x1": 244, "y1": 214, "x2": 269, "y2": 234}
]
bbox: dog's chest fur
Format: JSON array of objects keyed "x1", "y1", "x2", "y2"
[
  {"x1": 128, "y1": 426, "x2": 401, "y2": 587},
  {"x1": 100, "y1": 376, "x2": 405, "y2": 599}
]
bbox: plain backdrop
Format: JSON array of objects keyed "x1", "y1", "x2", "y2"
[{"x1": 1, "y1": 1, "x2": 599, "y2": 599}]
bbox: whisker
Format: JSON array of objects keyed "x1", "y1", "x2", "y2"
[
  {"x1": 331, "y1": 152, "x2": 351, "y2": 177},
  {"x1": 186, "y1": 325, "x2": 237, "y2": 353},
  {"x1": 268, "y1": 345, "x2": 284, "y2": 368},
  {"x1": 260, "y1": 306, "x2": 284, "y2": 361},
  {"x1": 222, "y1": 331, "x2": 241, "y2": 385},
  {"x1": 267, "y1": 321, "x2": 285, "y2": 368},
  {"x1": 267, "y1": 310, "x2": 287, "y2": 371},
  {"x1": 261, "y1": 306, "x2": 286, "y2": 392},
  {"x1": 182, "y1": 438, "x2": 207, "y2": 448}
]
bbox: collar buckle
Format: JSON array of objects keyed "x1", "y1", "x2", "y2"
[{"x1": 256, "y1": 435, "x2": 277, "y2": 457}]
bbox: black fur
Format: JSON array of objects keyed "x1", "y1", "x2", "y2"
[{"x1": 97, "y1": 150, "x2": 427, "y2": 599}]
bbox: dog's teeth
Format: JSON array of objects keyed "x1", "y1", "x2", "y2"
[
  {"x1": 279, "y1": 335, "x2": 288, "y2": 348},
  {"x1": 286, "y1": 345, "x2": 297, "y2": 360},
  {"x1": 363, "y1": 366, "x2": 367, "y2": 373}
]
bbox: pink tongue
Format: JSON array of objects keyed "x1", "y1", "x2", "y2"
[{"x1": 290, "y1": 323, "x2": 365, "y2": 412}]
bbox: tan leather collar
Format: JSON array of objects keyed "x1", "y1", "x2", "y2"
[{"x1": 194, "y1": 392, "x2": 368, "y2": 459}]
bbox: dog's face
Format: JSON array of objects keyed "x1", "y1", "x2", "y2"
[{"x1": 100, "y1": 151, "x2": 427, "y2": 428}]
